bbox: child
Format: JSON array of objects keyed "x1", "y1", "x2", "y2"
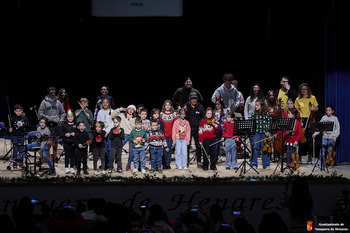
[
  {"x1": 25, "y1": 117, "x2": 55, "y2": 175},
  {"x1": 96, "y1": 97, "x2": 114, "y2": 169},
  {"x1": 283, "y1": 98, "x2": 300, "y2": 119},
  {"x1": 139, "y1": 108, "x2": 151, "y2": 132},
  {"x1": 221, "y1": 111, "x2": 240, "y2": 169},
  {"x1": 60, "y1": 109, "x2": 77, "y2": 174},
  {"x1": 148, "y1": 119, "x2": 168, "y2": 173},
  {"x1": 111, "y1": 105, "x2": 136, "y2": 171},
  {"x1": 251, "y1": 99, "x2": 272, "y2": 169},
  {"x1": 9, "y1": 104, "x2": 29, "y2": 168},
  {"x1": 91, "y1": 121, "x2": 106, "y2": 175},
  {"x1": 198, "y1": 107, "x2": 218, "y2": 171},
  {"x1": 129, "y1": 119, "x2": 148, "y2": 174},
  {"x1": 312, "y1": 105, "x2": 340, "y2": 165},
  {"x1": 75, "y1": 98, "x2": 94, "y2": 133},
  {"x1": 110, "y1": 116, "x2": 125, "y2": 173},
  {"x1": 150, "y1": 108, "x2": 164, "y2": 133},
  {"x1": 275, "y1": 108, "x2": 302, "y2": 167},
  {"x1": 74, "y1": 121, "x2": 90, "y2": 176},
  {"x1": 214, "y1": 99, "x2": 226, "y2": 158},
  {"x1": 160, "y1": 100, "x2": 177, "y2": 169},
  {"x1": 172, "y1": 108, "x2": 191, "y2": 170}
]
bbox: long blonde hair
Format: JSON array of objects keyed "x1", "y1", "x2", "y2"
[{"x1": 161, "y1": 100, "x2": 175, "y2": 113}]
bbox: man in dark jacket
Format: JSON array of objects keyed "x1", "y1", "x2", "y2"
[
  {"x1": 173, "y1": 77, "x2": 203, "y2": 108},
  {"x1": 184, "y1": 92, "x2": 205, "y2": 168}
]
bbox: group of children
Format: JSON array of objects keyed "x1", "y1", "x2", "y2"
[{"x1": 8, "y1": 90, "x2": 340, "y2": 176}]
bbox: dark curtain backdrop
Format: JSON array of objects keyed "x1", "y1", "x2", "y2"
[{"x1": 324, "y1": 1, "x2": 350, "y2": 163}]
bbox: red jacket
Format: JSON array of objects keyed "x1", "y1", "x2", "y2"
[
  {"x1": 276, "y1": 119, "x2": 302, "y2": 144},
  {"x1": 198, "y1": 119, "x2": 217, "y2": 142}
]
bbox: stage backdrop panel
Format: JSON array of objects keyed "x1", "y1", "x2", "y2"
[{"x1": 325, "y1": 72, "x2": 350, "y2": 164}]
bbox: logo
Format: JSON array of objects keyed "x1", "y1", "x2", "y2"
[{"x1": 306, "y1": 221, "x2": 313, "y2": 231}]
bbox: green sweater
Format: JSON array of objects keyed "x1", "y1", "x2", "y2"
[
  {"x1": 251, "y1": 112, "x2": 272, "y2": 134},
  {"x1": 129, "y1": 128, "x2": 147, "y2": 148}
]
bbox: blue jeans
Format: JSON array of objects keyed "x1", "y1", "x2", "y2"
[
  {"x1": 12, "y1": 135, "x2": 25, "y2": 160},
  {"x1": 319, "y1": 138, "x2": 334, "y2": 165},
  {"x1": 123, "y1": 135, "x2": 134, "y2": 166},
  {"x1": 150, "y1": 146, "x2": 162, "y2": 169},
  {"x1": 26, "y1": 142, "x2": 53, "y2": 169},
  {"x1": 132, "y1": 146, "x2": 146, "y2": 169},
  {"x1": 163, "y1": 137, "x2": 172, "y2": 167},
  {"x1": 251, "y1": 133, "x2": 265, "y2": 168},
  {"x1": 175, "y1": 139, "x2": 188, "y2": 168},
  {"x1": 225, "y1": 138, "x2": 238, "y2": 168}
]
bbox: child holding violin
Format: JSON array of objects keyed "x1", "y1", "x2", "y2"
[
  {"x1": 251, "y1": 99, "x2": 272, "y2": 169},
  {"x1": 221, "y1": 111, "x2": 239, "y2": 169},
  {"x1": 312, "y1": 105, "x2": 340, "y2": 166},
  {"x1": 274, "y1": 108, "x2": 302, "y2": 168},
  {"x1": 198, "y1": 107, "x2": 218, "y2": 171},
  {"x1": 91, "y1": 121, "x2": 106, "y2": 175}
]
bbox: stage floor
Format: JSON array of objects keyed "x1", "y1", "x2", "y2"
[{"x1": 0, "y1": 138, "x2": 349, "y2": 180}]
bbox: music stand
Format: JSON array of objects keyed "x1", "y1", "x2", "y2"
[
  {"x1": 234, "y1": 120, "x2": 259, "y2": 175},
  {"x1": 272, "y1": 118, "x2": 295, "y2": 174},
  {"x1": 310, "y1": 121, "x2": 334, "y2": 173}
]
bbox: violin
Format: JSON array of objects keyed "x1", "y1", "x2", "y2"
[
  {"x1": 236, "y1": 138, "x2": 243, "y2": 153},
  {"x1": 274, "y1": 134, "x2": 287, "y2": 153},
  {"x1": 289, "y1": 144, "x2": 300, "y2": 169},
  {"x1": 207, "y1": 117, "x2": 219, "y2": 128},
  {"x1": 263, "y1": 137, "x2": 272, "y2": 154},
  {"x1": 301, "y1": 102, "x2": 314, "y2": 144},
  {"x1": 41, "y1": 137, "x2": 57, "y2": 163},
  {"x1": 325, "y1": 138, "x2": 338, "y2": 166}
]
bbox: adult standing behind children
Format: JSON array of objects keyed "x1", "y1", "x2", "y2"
[
  {"x1": 38, "y1": 86, "x2": 66, "y2": 126},
  {"x1": 184, "y1": 92, "x2": 205, "y2": 168},
  {"x1": 274, "y1": 76, "x2": 298, "y2": 111},
  {"x1": 211, "y1": 73, "x2": 239, "y2": 113},
  {"x1": 172, "y1": 77, "x2": 203, "y2": 108},
  {"x1": 94, "y1": 85, "x2": 116, "y2": 119}
]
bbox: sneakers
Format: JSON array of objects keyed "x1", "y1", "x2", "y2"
[
  {"x1": 150, "y1": 169, "x2": 155, "y2": 173},
  {"x1": 126, "y1": 164, "x2": 131, "y2": 171},
  {"x1": 158, "y1": 168, "x2": 163, "y2": 174},
  {"x1": 132, "y1": 169, "x2": 138, "y2": 174},
  {"x1": 141, "y1": 169, "x2": 146, "y2": 174},
  {"x1": 93, "y1": 170, "x2": 99, "y2": 175},
  {"x1": 184, "y1": 167, "x2": 188, "y2": 170},
  {"x1": 101, "y1": 170, "x2": 106, "y2": 175},
  {"x1": 178, "y1": 167, "x2": 182, "y2": 170},
  {"x1": 70, "y1": 168, "x2": 75, "y2": 174},
  {"x1": 65, "y1": 168, "x2": 70, "y2": 174}
]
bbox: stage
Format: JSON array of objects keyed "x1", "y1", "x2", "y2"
[
  {"x1": 0, "y1": 138, "x2": 350, "y2": 231},
  {"x1": 1, "y1": 138, "x2": 349, "y2": 181}
]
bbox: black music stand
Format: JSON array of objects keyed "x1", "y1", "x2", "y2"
[
  {"x1": 234, "y1": 120, "x2": 259, "y2": 175},
  {"x1": 310, "y1": 121, "x2": 334, "y2": 173},
  {"x1": 272, "y1": 118, "x2": 295, "y2": 174}
]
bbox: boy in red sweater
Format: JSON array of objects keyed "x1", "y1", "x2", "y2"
[
  {"x1": 221, "y1": 112, "x2": 240, "y2": 169},
  {"x1": 199, "y1": 108, "x2": 218, "y2": 170}
]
